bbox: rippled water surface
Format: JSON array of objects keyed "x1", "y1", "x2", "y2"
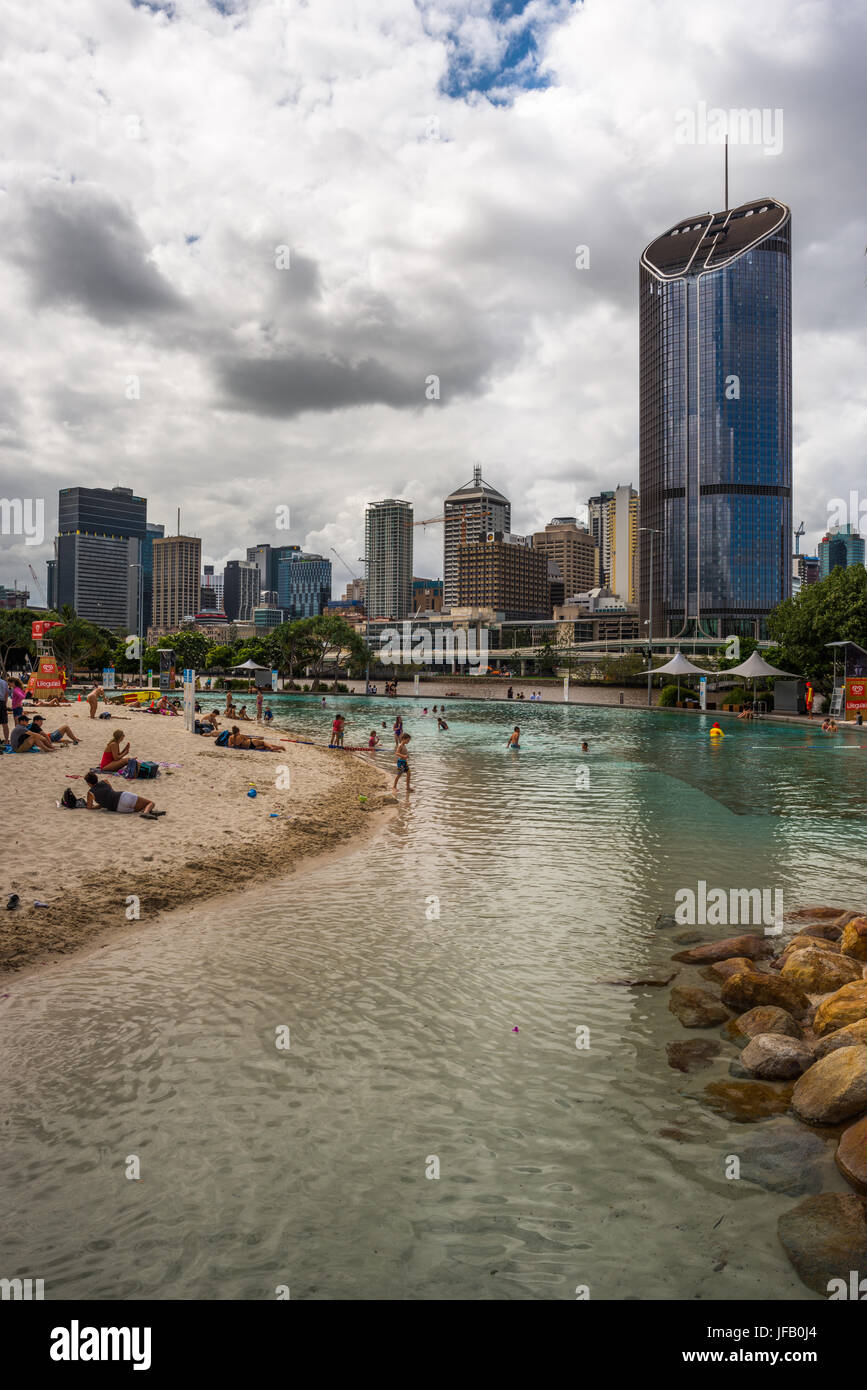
[{"x1": 2, "y1": 698, "x2": 866, "y2": 1300}]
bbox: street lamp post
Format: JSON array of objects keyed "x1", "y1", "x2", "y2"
[
  {"x1": 640, "y1": 527, "x2": 662, "y2": 708},
  {"x1": 129, "y1": 561, "x2": 143, "y2": 684}
]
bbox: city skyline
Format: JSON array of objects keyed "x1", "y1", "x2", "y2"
[{"x1": 1, "y1": 1, "x2": 865, "y2": 597}]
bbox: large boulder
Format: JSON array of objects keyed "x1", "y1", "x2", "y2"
[
  {"x1": 813, "y1": 981, "x2": 867, "y2": 1037},
  {"x1": 701, "y1": 956, "x2": 759, "y2": 984},
  {"x1": 840, "y1": 917, "x2": 867, "y2": 964},
  {"x1": 666, "y1": 1039, "x2": 721, "y2": 1072},
  {"x1": 779, "y1": 934, "x2": 842, "y2": 958},
  {"x1": 780, "y1": 947, "x2": 863, "y2": 995},
  {"x1": 671, "y1": 934, "x2": 774, "y2": 965},
  {"x1": 741, "y1": 1033, "x2": 815, "y2": 1080},
  {"x1": 720, "y1": 970, "x2": 810, "y2": 1020},
  {"x1": 791, "y1": 1045, "x2": 867, "y2": 1125},
  {"x1": 777, "y1": 1193, "x2": 867, "y2": 1296},
  {"x1": 723, "y1": 1006, "x2": 803, "y2": 1049},
  {"x1": 837, "y1": 1115, "x2": 867, "y2": 1194},
  {"x1": 701, "y1": 1080, "x2": 794, "y2": 1122},
  {"x1": 668, "y1": 986, "x2": 729, "y2": 1028},
  {"x1": 814, "y1": 1018, "x2": 867, "y2": 1059}
]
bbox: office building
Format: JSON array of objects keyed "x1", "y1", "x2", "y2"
[
  {"x1": 456, "y1": 531, "x2": 549, "y2": 621},
  {"x1": 246, "y1": 544, "x2": 272, "y2": 595},
  {"x1": 532, "y1": 518, "x2": 598, "y2": 599},
  {"x1": 443, "y1": 467, "x2": 510, "y2": 609},
  {"x1": 818, "y1": 526, "x2": 865, "y2": 578},
  {"x1": 223, "y1": 559, "x2": 261, "y2": 622},
  {"x1": 365, "y1": 499, "x2": 413, "y2": 620},
  {"x1": 152, "y1": 535, "x2": 202, "y2": 631},
  {"x1": 792, "y1": 554, "x2": 820, "y2": 594},
  {"x1": 639, "y1": 196, "x2": 792, "y2": 639},
  {"x1": 412, "y1": 578, "x2": 444, "y2": 613},
  {"x1": 253, "y1": 605, "x2": 284, "y2": 630},
  {"x1": 275, "y1": 552, "x2": 332, "y2": 619},
  {"x1": 342, "y1": 577, "x2": 365, "y2": 605},
  {"x1": 46, "y1": 559, "x2": 56, "y2": 609},
  {"x1": 54, "y1": 485, "x2": 146, "y2": 630}
]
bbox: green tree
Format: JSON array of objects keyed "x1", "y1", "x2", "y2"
[
  {"x1": 0, "y1": 608, "x2": 36, "y2": 675},
  {"x1": 157, "y1": 631, "x2": 210, "y2": 671},
  {"x1": 266, "y1": 620, "x2": 318, "y2": 682},
  {"x1": 767, "y1": 566, "x2": 867, "y2": 689},
  {"x1": 297, "y1": 614, "x2": 367, "y2": 690}
]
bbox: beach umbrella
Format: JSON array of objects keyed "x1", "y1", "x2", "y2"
[
  {"x1": 651, "y1": 649, "x2": 707, "y2": 702},
  {"x1": 232, "y1": 659, "x2": 268, "y2": 670},
  {"x1": 725, "y1": 650, "x2": 795, "y2": 709}
]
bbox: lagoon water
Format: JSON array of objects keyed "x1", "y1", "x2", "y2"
[{"x1": 2, "y1": 698, "x2": 866, "y2": 1301}]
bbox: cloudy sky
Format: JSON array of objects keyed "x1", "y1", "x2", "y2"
[{"x1": 1, "y1": 0, "x2": 865, "y2": 598}]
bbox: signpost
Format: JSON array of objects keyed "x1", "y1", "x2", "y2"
[
  {"x1": 699, "y1": 676, "x2": 707, "y2": 711},
  {"x1": 271, "y1": 668, "x2": 279, "y2": 692},
  {"x1": 183, "y1": 669, "x2": 196, "y2": 731},
  {"x1": 563, "y1": 674, "x2": 570, "y2": 703},
  {"x1": 413, "y1": 673, "x2": 420, "y2": 697},
  {"x1": 102, "y1": 667, "x2": 116, "y2": 691}
]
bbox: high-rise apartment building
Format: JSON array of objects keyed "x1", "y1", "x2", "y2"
[
  {"x1": 223, "y1": 560, "x2": 261, "y2": 622},
  {"x1": 532, "y1": 518, "x2": 597, "y2": 600},
  {"x1": 456, "y1": 532, "x2": 549, "y2": 621},
  {"x1": 607, "y1": 486, "x2": 639, "y2": 604},
  {"x1": 152, "y1": 535, "x2": 202, "y2": 631},
  {"x1": 587, "y1": 492, "x2": 615, "y2": 585},
  {"x1": 246, "y1": 544, "x2": 272, "y2": 595},
  {"x1": 818, "y1": 525, "x2": 865, "y2": 578},
  {"x1": 639, "y1": 196, "x2": 792, "y2": 639},
  {"x1": 54, "y1": 485, "x2": 146, "y2": 630},
  {"x1": 443, "y1": 467, "x2": 510, "y2": 609},
  {"x1": 365, "y1": 499, "x2": 413, "y2": 620}
]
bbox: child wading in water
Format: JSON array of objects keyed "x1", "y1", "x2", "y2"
[{"x1": 393, "y1": 732, "x2": 412, "y2": 793}]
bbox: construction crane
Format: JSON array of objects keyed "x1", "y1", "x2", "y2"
[
  {"x1": 330, "y1": 546, "x2": 360, "y2": 581},
  {"x1": 794, "y1": 522, "x2": 805, "y2": 555},
  {"x1": 27, "y1": 562, "x2": 49, "y2": 608}
]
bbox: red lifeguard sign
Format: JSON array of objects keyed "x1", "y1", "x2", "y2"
[
  {"x1": 846, "y1": 678, "x2": 867, "y2": 714},
  {"x1": 32, "y1": 620, "x2": 62, "y2": 641}
]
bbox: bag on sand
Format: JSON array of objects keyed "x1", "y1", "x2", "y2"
[
  {"x1": 61, "y1": 787, "x2": 78, "y2": 808},
  {"x1": 136, "y1": 760, "x2": 160, "y2": 779},
  {"x1": 215, "y1": 729, "x2": 230, "y2": 746},
  {"x1": 119, "y1": 758, "x2": 139, "y2": 779}
]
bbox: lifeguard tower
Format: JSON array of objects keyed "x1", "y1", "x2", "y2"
[{"x1": 27, "y1": 620, "x2": 66, "y2": 701}]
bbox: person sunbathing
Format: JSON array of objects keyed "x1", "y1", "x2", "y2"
[
  {"x1": 9, "y1": 714, "x2": 55, "y2": 752},
  {"x1": 27, "y1": 714, "x2": 80, "y2": 745},
  {"x1": 84, "y1": 771, "x2": 163, "y2": 818},
  {"x1": 100, "y1": 729, "x2": 131, "y2": 772},
  {"x1": 227, "y1": 725, "x2": 282, "y2": 750}
]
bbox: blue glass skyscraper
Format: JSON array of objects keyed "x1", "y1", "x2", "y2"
[
  {"x1": 639, "y1": 196, "x2": 792, "y2": 639},
  {"x1": 276, "y1": 553, "x2": 332, "y2": 618}
]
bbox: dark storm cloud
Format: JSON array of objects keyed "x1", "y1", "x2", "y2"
[
  {"x1": 216, "y1": 353, "x2": 429, "y2": 418},
  {"x1": 8, "y1": 183, "x2": 185, "y2": 324}
]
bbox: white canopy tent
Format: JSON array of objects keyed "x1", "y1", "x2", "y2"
[
  {"x1": 725, "y1": 651, "x2": 796, "y2": 710},
  {"x1": 651, "y1": 650, "x2": 708, "y2": 702}
]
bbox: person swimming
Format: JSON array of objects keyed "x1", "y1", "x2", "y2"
[
  {"x1": 580, "y1": 740, "x2": 589, "y2": 753},
  {"x1": 506, "y1": 726, "x2": 520, "y2": 749}
]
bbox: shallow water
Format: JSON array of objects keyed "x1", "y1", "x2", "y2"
[{"x1": 2, "y1": 698, "x2": 866, "y2": 1300}]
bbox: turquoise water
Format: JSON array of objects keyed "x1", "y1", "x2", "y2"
[{"x1": 1, "y1": 698, "x2": 865, "y2": 1301}]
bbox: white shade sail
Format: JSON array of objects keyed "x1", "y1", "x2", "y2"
[
  {"x1": 726, "y1": 651, "x2": 793, "y2": 679},
  {"x1": 652, "y1": 650, "x2": 707, "y2": 676}
]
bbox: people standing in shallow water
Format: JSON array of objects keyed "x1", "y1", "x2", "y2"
[
  {"x1": 506, "y1": 727, "x2": 520, "y2": 749},
  {"x1": 393, "y1": 714, "x2": 403, "y2": 746},
  {"x1": 393, "y1": 732, "x2": 412, "y2": 793}
]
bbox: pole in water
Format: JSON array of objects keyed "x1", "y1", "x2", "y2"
[{"x1": 724, "y1": 135, "x2": 728, "y2": 211}]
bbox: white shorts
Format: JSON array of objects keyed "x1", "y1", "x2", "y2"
[{"x1": 117, "y1": 790, "x2": 139, "y2": 813}]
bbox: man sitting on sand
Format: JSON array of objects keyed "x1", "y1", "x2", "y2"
[
  {"x1": 10, "y1": 713, "x2": 55, "y2": 752},
  {"x1": 199, "y1": 709, "x2": 221, "y2": 731},
  {"x1": 84, "y1": 770, "x2": 163, "y2": 818},
  {"x1": 227, "y1": 726, "x2": 283, "y2": 751},
  {"x1": 27, "y1": 714, "x2": 80, "y2": 745}
]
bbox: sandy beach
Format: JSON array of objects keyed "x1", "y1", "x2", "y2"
[{"x1": 0, "y1": 699, "x2": 395, "y2": 977}]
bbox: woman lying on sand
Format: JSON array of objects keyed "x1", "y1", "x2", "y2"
[{"x1": 84, "y1": 771, "x2": 164, "y2": 818}]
